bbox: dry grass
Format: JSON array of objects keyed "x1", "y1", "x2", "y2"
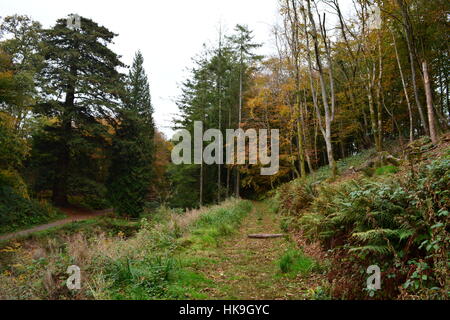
[
  {"x1": 0, "y1": 198, "x2": 244, "y2": 299},
  {"x1": 164, "y1": 198, "x2": 239, "y2": 233}
]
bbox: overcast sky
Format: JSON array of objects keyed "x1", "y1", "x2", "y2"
[{"x1": 1, "y1": 0, "x2": 282, "y2": 137}]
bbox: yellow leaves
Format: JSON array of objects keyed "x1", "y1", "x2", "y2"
[
  {"x1": 12, "y1": 241, "x2": 21, "y2": 248},
  {"x1": 15, "y1": 273, "x2": 27, "y2": 283},
  {"x1": 2, "y1": 270, "x2": 12, "y2": 277},
  {"x1": 278, "y1": 104, "x2": 291, "y2": 117},
  {"x1": 0, "y1": 241, "x2": 21, "y2": 253},
  {"x1": 0, "y1": 70, "x2": 13, "y2": 81},
  {"x1": 281, "y1": 81, "x2": 295, "y2": 93}
]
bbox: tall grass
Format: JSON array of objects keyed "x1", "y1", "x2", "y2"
[
  {"x1": 0, "y1": 198, "x2": 253, "y2": 299},
  {"x1": 278, "y1": 247, "x2": 315, "y2": 276}
]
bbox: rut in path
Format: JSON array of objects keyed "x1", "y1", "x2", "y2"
[
  {"x1": 0, "y1": 208, "x2": 112, "y2": 242},
  {"x1": 194, "y1": 201, "x2": 322, "y2": 299}
]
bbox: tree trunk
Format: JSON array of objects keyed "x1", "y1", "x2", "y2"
[
  {"x1": 396, "y1": 0, "x2": 429, "y2": 135},
  {"x1": 199, "y1": 162, "x2": 203, "y2": 207},
  {"x1": 392, "y1": 30, "x2": 414, "y2": 142},
  {"x1": 226, "y1": 108, "x2": 231, "y2": 197},
  {"x1": 52, "y1": 118, "x2": 70, "y2": 206},
  {"x1": 422, "y1": 60, "x2": 438, "y2": 143},
  {"x1": 235, "y1": 57, "x2": 242, "y2": 198},
  {"x1": 52, "y1": 64, "x2": 77, "y2": 206},
  {"x1": 376, "y1": 36, "x2": 383, "y2": 151},
  {"x1": 306, "y1": 0, "x2": 337, "y2": 177},
  {"x1": 217, "y1": 30, "x2": 222, "y2": 203}
]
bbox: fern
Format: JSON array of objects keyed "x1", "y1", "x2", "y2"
[
  {"x1": 352, "y1": 228, "x2": 414, "y2": 242},
  {"x1": 348, "y1": 245, "x2": 390, "y2": 255}
]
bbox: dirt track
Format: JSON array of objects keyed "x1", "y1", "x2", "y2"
[{"x1": 0, "y1": 208, "x2": 112, "y2": 241}]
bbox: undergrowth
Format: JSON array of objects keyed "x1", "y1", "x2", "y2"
[
  {"x1": 272, "y1": 147, "x2": 449, "y2": 300},
  {"x1": 0, "y1": 198, "x2": 252, "y2": 300},
  {"x1": 0, "y1": 184, "x2": 65, "y2": 235}
]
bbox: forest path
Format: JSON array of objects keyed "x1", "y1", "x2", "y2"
[
  {"x1": 195, "y1": 201, "x2": 320, "y2": 299},
  {"x1": 0, "y1": 208, "x2": 112, "y2": 242}
]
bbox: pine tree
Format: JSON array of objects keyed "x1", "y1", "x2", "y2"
[
  {"x1": 36, "y1": 15, "x2": 125, "y2": 206},
  {"x1": 108, "y1": 51, "x2": 155, "y2": 217}
]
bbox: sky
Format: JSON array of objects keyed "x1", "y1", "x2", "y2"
[{"x1": 1, "y1": 0, "x2": 281, "y2": 137}]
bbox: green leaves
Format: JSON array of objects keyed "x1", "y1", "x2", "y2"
[
  {"x1": 288, "y1": 153, "x2": 450, "y2": 298},
  {"x1": 108, "y1": 51, "x2": 155, "y2": 217}
]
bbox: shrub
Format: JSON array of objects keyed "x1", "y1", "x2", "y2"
[
  {"x1": 276, "y1": 179, "x2": 316, "y2": 216},
  {"x1": 67, "y1": 177, "x2": 110, "y2": 210},
  {"x1": 0, "y1": 184, "x2": 64, "y2": 234},
  {"x1": 298, "y1": 155, "x2": 449, "y2": 299}
]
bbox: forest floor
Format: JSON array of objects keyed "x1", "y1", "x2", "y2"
[
  {"x1": 0, "y1": 207, "x2": 111, "y2": 241},
  {"x1": 189, "y1": 201, "x2": 325, "y2": 299}
]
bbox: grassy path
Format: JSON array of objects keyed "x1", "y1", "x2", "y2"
[{"x1": 191, "y1": 201, "x2": 320, "y2": 300}]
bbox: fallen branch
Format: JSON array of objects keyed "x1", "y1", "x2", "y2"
[{"x1": 247, "y1": 233, "x2": 285, "y2": 239}]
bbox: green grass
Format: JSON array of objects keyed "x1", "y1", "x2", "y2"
[
  {"x1": 375, "y1": 165, "x2": 399, "y2": 175},
  {"x1": 278, "y1": 248, "x2": 315, "y2": 277},
  {"x1": 102, "y1": 199, "x2": 253, "y2": 299},
  {"x1": 185, "y1": 201, "x2": 252, "y2": 250},
  {"x1": 306, "y1": 148, "x2": 374, "y2": 184}
]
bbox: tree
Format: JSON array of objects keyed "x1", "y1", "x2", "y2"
[
  {"x1": 422, "y1": 60, "x2": 438, "y2": 143},
  {"x1": 227, "y1": 25, "x2": 262, "y2": 196},
  {"x1": 303, "y1": 0, "x2": 338, "y2": 177},
  {"x1": 108, "y1": 51, "x2": 155, "y2": 217},
  {"x1": 37, "y1": 15, "x2": 125, "y2": 206},
  {"x1": 149, "y1": 130, "x2": 171, "y2": 204},
  {"x1": 0, "y1": 15, "x2": 43, "y2": 133},
  {"x1": 282, "y1": 0, "x2": 307, "y2": 178},
  {"x1": 395, "y1": 0, "x2": 429, "y2": 135}
]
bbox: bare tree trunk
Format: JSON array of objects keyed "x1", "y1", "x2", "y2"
[
  {"x1": 396, "y1": 0, "x2": 429, "y2": 135},
  {"x1": 302, "y1": 89, "x2": 314, "y2": 173},
  {"x1": 199, "y1": 162, "x2": 203, "y2": 207},
  {"x1": 301, "y1": 2, "x2": 322, "y2": 172},
  {"x1": 226, "y1": 107, "x2": 231, "y2": 197},
  {"x1": 367, "y1": 66, "x2": 380, "y2": 151},
  {"x1": 422, "y1": 60, "x2": 438, "y2": 143},
  {"x1": 306, "y1": 0, "x2": 337, "y2": 177},
  {"x1": 217, "y1": 29, "x2": 222, "y2": 203},
  {"x1": 284, "y1": 0, "x2": 306, "y2": 177},
  {"x1": 200, "y1": 109, "x2": 205, "y2": 206},
  {"x1": 376, "y1": 35, "x2": 383, "y2": 151},
  {"x1": 392, "y1": 30, "x2": 414, "y2": 142},
  {"x1": 236, "y1": 51, "x2": 243, "y2": 198}
]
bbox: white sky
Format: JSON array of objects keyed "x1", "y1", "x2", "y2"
[{"x1": 1, "y1": 0, "x2": 281, "y2": 137}]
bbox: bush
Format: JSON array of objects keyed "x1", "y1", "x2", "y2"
[
  {"x1": 275, "y1": 179, "x2": 316, "y2": 216},
  {"x1": 67, "y1": 177, "x2": 110, "y2": 210},
  {"x1": 297, "y1": 155, "x2": 449, "y2": 299},
  {"x1": 0, "y1": 184, "x2": 64, "y2": 234}
]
